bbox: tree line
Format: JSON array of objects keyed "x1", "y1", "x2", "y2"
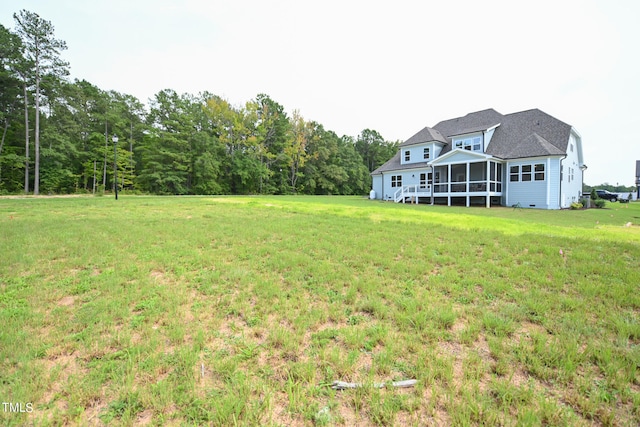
[
  {"x1": 583, "y1": 183, "x2": 636, "y2": 194},
  {"x1": 0, "y1": 10, "x2": 398, "y2": 196}
]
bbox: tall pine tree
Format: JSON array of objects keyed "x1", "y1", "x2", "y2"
[{"x1": 13, "y1": 10, "x2": 69, "y2": 194}]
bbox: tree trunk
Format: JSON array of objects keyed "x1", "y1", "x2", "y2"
[
  {"x1": 0, "y1": 119, "x2": 8, "y2": 184},
  {"x1": 102, "y1": 121, "x2": 107, "y2": 187},
  {"x1": 130, "y1": 121, "x2": 134, "y2": 189},
  {"x1": 24, "y1": 83, "x2": 29, "y2": 194},
  {"x1": 34, "y1": 59, "x2": 40, "y2": 195}
]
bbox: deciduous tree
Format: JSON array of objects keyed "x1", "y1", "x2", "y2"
[{"x1": 0, "y1": 24, "x2": 23, "y2": 189}]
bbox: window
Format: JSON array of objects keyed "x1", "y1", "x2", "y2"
[
  {"x1": 534, "y1": 163, "x2": 545, "y2": 181},
  {"x1": 570, "y1": 143, "x2": 574, "y2": 152},
  {"x1": 404, "y1": 150, "x2": 410, "y2": 162},
  {"x1": 391, "y1": 175, "x2": 402, "y2": 187},
  {"x1": 454, "y1": 137, "x2": 483, "y2": 152},
  {"x1": 510, "y1": 165, "x2": 519, "y2": 182},
  {"x1": 420, "y1": 173, "x2": 426, "y2": 188},
  {"x1": 473, "y1": 137, "x2": 482, "y2": 151},
  {"x1": 522, "y1": 165, "x2": 532, "y2": 181},
  {"x1": 423, "y1": 147, "x2": 430, "y2": 160}
]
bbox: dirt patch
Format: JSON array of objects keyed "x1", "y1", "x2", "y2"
[
  {"x1": 34, "y1": 351, "x2": 89, "y2": 423},
  {"x1": 150, "y1": 270, "x2": 168, "y2": 284},
  {"x1": 80, "y1": 400, "x2": 108, "y2": 426},
  {"x1": 472, "y1": 333, "x2": 492, "y2": 362},
  {"x1": 269, "y1": 392, "x2": 305, "y2": 426},
  {"x1": 451, "y1": 317, "x2": 466, "y2": 334},
  {"x1": 508, "y1": 368, "x2": 532, "y2": 388},
  {"x1": 518, "y1": 321, "x2": 547, "y2": 338},
  {"x1": 58, "y1": 296, "x2": 75, "y2": 307},
  {"x1": 136, "y1": 409, "x2": 153, "y2": 425},
  {"x1": 438, "y1": 340, "x2": 465, "y2": 387}
]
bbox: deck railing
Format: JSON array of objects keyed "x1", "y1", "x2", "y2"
[{"x1": 393, "y1": 185, "x2": 432, "y2": 203}]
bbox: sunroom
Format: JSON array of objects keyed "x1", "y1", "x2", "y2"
[{"x1": 429, "y1": 150, "x2": 504, "y2": 207}]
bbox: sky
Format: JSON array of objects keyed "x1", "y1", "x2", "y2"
[{"x1": 2, "y1": 0, "x2": 639, "y2": 187}]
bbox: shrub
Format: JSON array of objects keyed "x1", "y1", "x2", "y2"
[
  {"x1": 594, "y1": 199, "x2": 606, "y2": 208},
  {"x1": 570, "y1": 202, "x2": 583, "y2": 210},
  {"x1": 591, "y1": 188, "x2": 598, "y2": 200}
]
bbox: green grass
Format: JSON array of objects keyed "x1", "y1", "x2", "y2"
[{"x1": 1, "y1": 195, "x2": 639, "y2": 426}]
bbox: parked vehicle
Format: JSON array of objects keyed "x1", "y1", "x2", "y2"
[{"x1": 596, "y1": 190, "x2": 618, "y2": 202}]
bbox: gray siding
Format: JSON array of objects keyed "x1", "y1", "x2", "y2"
[
  {"x1": 548, "y1": 158, "x2": 561, "y2": 209},
  {"x1": 372, "y1": 175, "x2": 383, "y2": 200},
  {"x1": 381, "y1": 170, "x2": 426, "y2": 200},
  {"x1": 559, "y1": 132, "x2": 583, "y2": 208},
  {"x1": 506, "y1": 159, "x2": 560, "y2": 209}
]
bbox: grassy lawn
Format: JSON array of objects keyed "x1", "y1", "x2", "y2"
[{"x1": 1, "y1": 195, "x2": 639, "y2": 426}]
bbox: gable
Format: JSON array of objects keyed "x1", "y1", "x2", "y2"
[{"x1": 429, "y1": 149, "x2": 492, "y2": 165}]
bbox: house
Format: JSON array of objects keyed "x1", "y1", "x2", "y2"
[{"x1": 371, "y1": 108, "x2": 586, "y2": 209}]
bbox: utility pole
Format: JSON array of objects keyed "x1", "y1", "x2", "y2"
[{"x1": 113, "y1": 134, "x2": 118, "y2": 200}]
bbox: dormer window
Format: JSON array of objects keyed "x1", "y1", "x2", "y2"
[
  {"x1": 454, "y1": 136, "x2": 483, "y2": 152},
  {"x1": 423, "y1": 147, "x2": 430, "y2": 160},
  {"x1": 404, "y1": 150, "x2": 410, "y2": 162}
]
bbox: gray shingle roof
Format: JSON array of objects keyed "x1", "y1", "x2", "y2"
[
  {"x1": 399, "y1": 127, "x2": 447, "y2": 147},
  {"x1": 492, "y1": 132, "x2": 565, "y2": 158},
  {"x1": 486, "y1": 109, "x2": 572, "y2": 159},
  {"x1": 433, "y1": 109, "x2": 504, "y2": 138},
  {"x1": 371, "y1": 151, "x2": 432, "y2": 175}
]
